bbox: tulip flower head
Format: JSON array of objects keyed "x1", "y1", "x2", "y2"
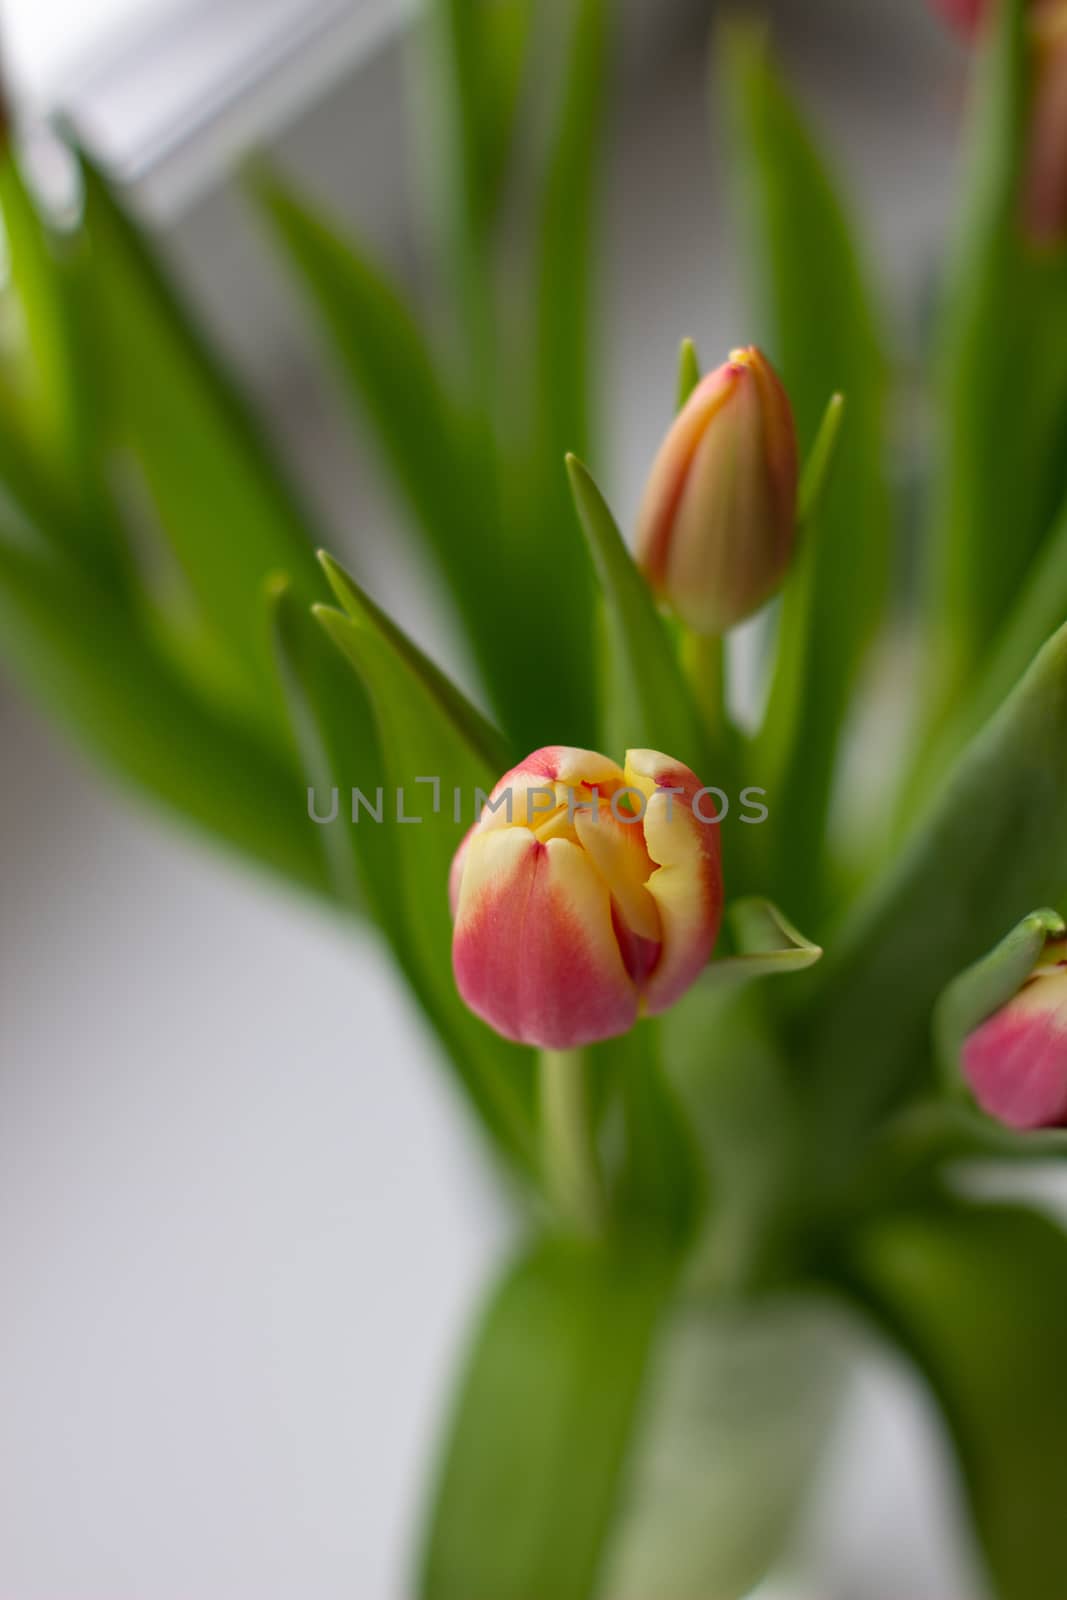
[
  {"x1": 961, "y1": 936, "x2": 1067, "y2": 1128},
  {"x1": 635, "y1": 347, "x2": 799, "y2": 636},
  {"x1": 450, "y1": 746, "x2": 724, "y2": 1049}
]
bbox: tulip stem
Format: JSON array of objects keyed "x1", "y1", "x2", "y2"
[
  {"x1": 539, "y1": 1049, "x2": 606, "y2": 1235},
  {"x1": 681, "y1": 630, "x2": 727, "y2": 743}
]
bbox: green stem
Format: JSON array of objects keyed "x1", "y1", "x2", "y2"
[
  {"x1": 680, "y1": 629, "x2": 726, "y2": 747},
  {"x1": 539, "y1": 1048, "x2": 605, "y2": 1235}
]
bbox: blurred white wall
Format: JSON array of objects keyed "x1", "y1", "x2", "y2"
[{"x1": 0, "y1": 3, "x2": 998, "y2": 1597}]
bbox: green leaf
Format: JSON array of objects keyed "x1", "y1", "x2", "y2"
[
  {"x1": 800, "y1": 619, "x2": 1067, "y2": 1165},
  {"x1": 419, "y1": 0, "x2": 519, "y2": 390},
  {"x1": 675, "y1": 338, "x2": 701, "y2": 410},
  {"x1": 314, "y1": 602, "x2": 538, "y2": 1172},
  {"x1": 851, "y1": 1202, "x2": 1067, "y2": 1600},
  {"x1": 266, "y1": 574, "x2": 379, "y2": 920},
  {"x1": 796, "y1": 391, "x2": 846, "y2": 528},
  {"x1": 507, "y1": 0, "x2": 607, "y2": 752},
  {"x1": 925, "y1": 0, "x2": 1067, "y2": 713},
  {"x1": 726, "y1": 25, "x2": 890, "y2": 928},
  {"x1": 913, "y1": 484, "x2": 1067, "y2": 802},
  {"x1": 0, "y1": 539, "x2": 328, "y2": 894},
  {"x1": 470, "y1": 0, "x2": 610, "y2": 751},
  {"x1": 663, "y1": 986, "x2": 804, "y2": 1294},
  {"x1": 702, "y1": 896, "x2": 823, "y2": 988},
  {"x1": 419, "y1": 1236, "x2": 671, "y2": 1600},
  {"x1": 255, "y1": 168, "x2": 468, "y2": 566},
  {"x1": 933, "y1": 907, "x2": 1066, "y2": 1083},
  {"x1": 609, "y1": 1021, "x2": 704, "y2": 1247},
  {"x1": 77, "y1": 150, "x2": 322, "y2": 691},
  {"x1": 0, "y1": 410, "x2": 74, "y2": 545},
  {"x1": 599, "y1": 1294, "x2": 845, "y2": 1600},
  {"x1": 0, "y1": 149, "x2": 127, "y2": 586},
  {"x1": 318, "y1": 551, "x2": 513, "y2": 775},
  {"x1": 0, "y1": 142, "x2": 72, "y2": 456},
  {"x1": 534, "y1": 0, "x2": 607, "y2": 476},
  {"x1": 426, "y1": 0, "x2": 532, "y2": 249},
  {"x1": 257, "y1": 170, "x2": 581, "y2": 749},
  {"x1": 565, "y1": 456, "x2": 708, "y2": 776},
  {"x1": 864, "y1": 1102, "x2": 1067, "y2": 1194}
]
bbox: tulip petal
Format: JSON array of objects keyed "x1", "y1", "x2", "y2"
[
  {"x1": 635, "y1": 348, "x2": 798, "y2": 635},
  {"x1": 625, "y1": 749, "x2": 724, "y2": 1013},
  {"x1": 574, "y1": 804, "x2": 661, "y2": 941},
  {"x1": 963, "y1": 968, "x2": 1067, "y2": 1129},
  {"x1": 635, "y1": 364, "x2": 741, "y2": 595},
  {"x1": 668, "y1": 358, "x2": 796, "y2": 635},
  {"x1": 452, "y1": 828, "x2": 639, "y2": 1049},
  {"x1": 478, "y1": 746, "x2": 626, "y2": 832}
]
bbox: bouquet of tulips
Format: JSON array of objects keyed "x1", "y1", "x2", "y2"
[{"x1": 3, "y1": 0, "x2": 1067, "y2": 1592}]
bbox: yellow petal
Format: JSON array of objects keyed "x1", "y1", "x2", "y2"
[{"x1": 574, "y1": 804, "x2": 661, "y2": 942}]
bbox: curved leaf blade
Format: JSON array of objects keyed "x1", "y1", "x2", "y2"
[
  {"x1": 702, "y1": 896, "x2": 823, "y2": 989},
  {"x1": 565, "y1": 456, "x2": 708, "y2": 778},
  {"x1": 419, "y1": 1237, "x2": 670, "y2": 1600},
  {"x1": 314, "y1": 602, "x2": 537, "y2": 1171},
  {"x1": 0, "y1": 540, "x2": 327, "y2": 893},
  {"x1": 925, "y1": 0, "x2": 1067, "y2": 710},
  {"x1": 851, "y1": 1202, "x2": 1067, "y2": 1600},
  {"x1": 802, "y1": 619, "x2": 1067, "y2": 1157},
  {"x1": 725, "y1": 25, "x2": 890, "y2": 927},
  {"x1": 77, "y1": 149, "x2": 323, "y2": 688},
  {"x1": 266, "y1": 574, "x2": 379, "y2": 919},
  {"x1": 600, "y1": 1294, "x2": 844, "y2": 1600},
  {"x1": 318, "y1": 551, "x2": 513, "y2": 775}
]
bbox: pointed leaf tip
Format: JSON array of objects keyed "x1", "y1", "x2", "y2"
[{"x1": 676, "y1": 338, "x2": 701, "y2": 410}]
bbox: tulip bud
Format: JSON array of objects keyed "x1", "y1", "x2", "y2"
[
  {"x1": 635, "y1": 347, "x2": 799, "y2": 636},
  {"x1": 930, "y1": 0, "x2": 987, "y2": 33},
  {"x1": 1024, "y1": 1, "x2": 1067, "y2": 246},
  {"x1": 450, "y1": 746, "x2": 724, "y2": 1049},
  {"x1": 930, "y1": 0, "x2": 1067, "y2": 245},
  {"x1": 961, "y1": 935, "x2": 1067, "y2": 1128}
]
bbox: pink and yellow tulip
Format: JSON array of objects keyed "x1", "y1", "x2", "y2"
[
  {"x1": 635, "y1": 346, "x2": 798, "y2": 637},
  {"x1": 962, "y1": 937, "x2": 1067, "y2": 1128},
  {"x1": 450, "y1": 746, "x2": 724, "y2": 1049}
]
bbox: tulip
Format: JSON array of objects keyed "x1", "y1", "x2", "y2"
[
  {"x1": 635, "y1": 347, "x2": 799, "y2": 636},
  {"x1": 930, "y1": 0, "x2": 1067, "y2": 245},
  {"x1": 961, "y1": 936, "x2": 1067, "y2": 1128},
  {"x1": 931, "y1": 0, "x2": 987, "y2": 33},
  {"x1": 450, "y1": 746, "x2": 724, "y2": 1049},
  {"x1": 1024, "y1": 2, "x2": 1067, "y2": 246}
]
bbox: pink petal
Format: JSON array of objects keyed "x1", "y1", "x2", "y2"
[
  {"x1": 452, "y1": 828, "x2": 640, "y2": 1049},
  {"x1": 962, "y1": 971, "x2": 1067, "y2": 1129}
]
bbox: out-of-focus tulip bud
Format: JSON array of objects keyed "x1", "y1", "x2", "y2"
[
  {"x1": 635, "y1": 347, "x2": 799, "y2": 637},
  {"x1": 962, "y1": 936, "x2": 1067, "y2": 1127},
  {"x1": 1024, "y1": 1, "x2": 1067, "y2": 246},
  {"x1": 931, "y1": 0, "x2": 1067, "y2": 245},
  {"x1": 450, "y1": 746, "x2": 724, "y2": 1049},
  {"x1": 930, "y1": 0, "x2": 987, "y2": 34}
]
